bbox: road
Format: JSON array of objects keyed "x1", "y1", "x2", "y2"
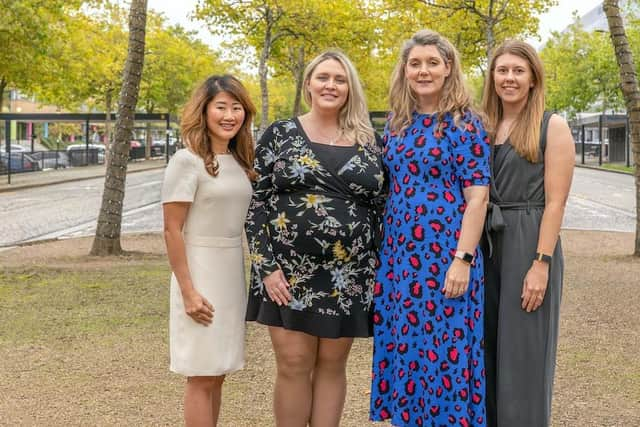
[
  {"x1": 0, "y1": 167, "x2": 636, "y2": 247},
  {"x1": 0, "y1": 170, "x2": 164, "y2": 247}
]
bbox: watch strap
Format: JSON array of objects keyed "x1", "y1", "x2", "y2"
[
  {"x1": 535, "y1": 252, "x2": 552, "y2": 264},
  {"x1": 454, "y1": 250, "x2": 474, "y2": 264}
]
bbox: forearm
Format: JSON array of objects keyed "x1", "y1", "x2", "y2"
[
  {"x1": 456, "y1": 197, "x2": 488, "y2": 254},
  {"x1": 536, "y1": 201, "x2": 566, "y2": 255},
  {"x1": 164, "y1": 229, "x2": 195, "y2": 296}
]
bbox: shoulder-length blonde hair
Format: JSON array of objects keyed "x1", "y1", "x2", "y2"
[
  {"x1": 388, "y1": 29, "x2": 472, "y2": 133},
  {"x1": 482, "y1": 40, "x2": 545, "y2": 163},
  {"x1": 302, "y1": 50, "x2": 375, "y2": 145},
  {"x1": 180, "y1": 75, "x2": 257, "y2": 180}
]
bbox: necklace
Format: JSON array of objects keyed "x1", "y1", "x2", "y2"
[
  {"x1": 300, "y1": 116, "x2": 342, "y2": 145},
  {"x1": 327, "y1": 131, "x2": 342, "y2": 146}
]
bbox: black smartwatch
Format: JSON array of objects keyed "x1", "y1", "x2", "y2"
[
  {"x1": 454, "y1": 250, "x2": 474, "y2": 264},
  {"x1": 534, "y1": 252, "x2": 552, "y2": 264}
]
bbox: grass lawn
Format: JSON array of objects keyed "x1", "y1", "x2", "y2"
[
  {"x1": 600, "y1": 163, "x2": 634, "y2": 174},
  {"x1": 0, "y1": 231, "x2": 639, "y2": 426}
]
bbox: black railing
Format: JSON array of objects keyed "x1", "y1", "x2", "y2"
[{"x1": 1, "y1": 145, "x2": 177, "y2": 176}]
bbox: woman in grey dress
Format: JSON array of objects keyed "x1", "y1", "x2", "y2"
[{"x1": 481, "y1": 40, "x2": 575, "y2": 426}]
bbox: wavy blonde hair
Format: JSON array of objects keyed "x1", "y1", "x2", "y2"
[
  {"x1": 388, "y1": 29, "x2": 472, "y2": 133},
  {"x1": 482, "y1": 40, "x2": 545, "y2": 163},
  {"x1": 181, "y1": 75, "x2": 257, "y2": 179},
  {"x1": 302, "y1": 50, "x2": 375, "y2": 145}
]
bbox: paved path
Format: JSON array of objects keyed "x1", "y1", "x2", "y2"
[
  {"x1": 563, "y1": 168, "x2": 635, "y2": 232},
  {"x1": 0, "y1": 165, "x2": 636, "y2": 247}
]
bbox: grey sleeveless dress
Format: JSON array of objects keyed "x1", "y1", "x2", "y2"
[{"x1": 482, "y1": 113, "x2": 563, "y2": 427}]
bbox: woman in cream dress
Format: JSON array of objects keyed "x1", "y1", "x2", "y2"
[{"x1": 162, "y1": 75, "x2": 256, "y2": 426}]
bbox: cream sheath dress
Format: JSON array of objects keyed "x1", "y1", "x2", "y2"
[{"x1": 161, "y1": 149, "x2": 252, "y2": 376}]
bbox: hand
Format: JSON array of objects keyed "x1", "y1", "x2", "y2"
[
  {"x1": 443, "y1": 258, "x2": 471, "y2": 299},
  {"x1": 521, "y1": 260, "x2": 549, "y2": 312},
  {"x1": 263, "y1": 269, "x2": 292, "y2": 306},
  {"x1": 182, "y1": 289, "x2": 214, "y2": 326}
]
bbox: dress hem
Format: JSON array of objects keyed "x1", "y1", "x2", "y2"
[{"x1": 246, "y1": 297, "x2": 372, "y2": 338}]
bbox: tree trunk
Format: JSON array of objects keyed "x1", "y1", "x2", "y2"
[
  {"x1": 292, "y1": 46, "x2": 305, "y2": 117},
  {"x1": 0, "y1": 77, "x2": 6, "y2": 113},
  {"x1": 603, "y1": 0, "x2": 640, "y2": 256},
  {"x1": 90, "y1": 0, "x2": 148, "y2": 256},
  {"x1": 105, "y1": 89, "x2": 113, "y2": 164},
  {"x1": 258, "y1": 10, "x2": 273, "y2": 133}
]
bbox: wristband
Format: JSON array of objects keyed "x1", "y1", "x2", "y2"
[
  {"x1": 454, "y1": 250, "x2": 474, "y2": 264},
  {"x1": 534, "y1": 252, "x2": 552, "y2": 264}
]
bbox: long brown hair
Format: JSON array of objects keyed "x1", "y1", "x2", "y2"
[
  {"x1": 302, "y1": 50, "x2": 375, "y2": 145},
  {"x1": 388, "y1": 29, "x2": 472, "y2": 133},
  {"x1": 482, "y1": 40, "x2": 545, "y2": 163},
  {"x1": 180, "y1": 75, "x2": 257, "y2": 179}
]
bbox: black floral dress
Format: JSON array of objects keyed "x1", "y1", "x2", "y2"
[{"x1": 245, "y1": 118, "x2": 387, "y2": 338}]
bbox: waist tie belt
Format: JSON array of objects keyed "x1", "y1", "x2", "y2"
[
  {"x1": 485, "y1": 200, "x2": 546, "y2": 257},
  {"x1": 184, "y1": 234, "x2": 242, "y2": 248}
]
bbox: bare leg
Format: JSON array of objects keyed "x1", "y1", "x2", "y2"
[
  {"x1": 184, "y1": 375, "x2": 225, "y2": 427},
  {"x1": 309, "y1": 337, "x2": 353, "y2": 427},
  {"x1": 269, "y1": 326, "x2": 318, "y2": 427}
]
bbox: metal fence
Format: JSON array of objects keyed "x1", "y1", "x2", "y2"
[{"x1": 1, "y1": 144, "x2": 177, "y2": 176}]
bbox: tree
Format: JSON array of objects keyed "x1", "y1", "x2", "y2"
[
  {"x1": 139, "y1": 15, "x2": 227, "y2": 157},
  {"x1": 541, "y1": 20, "x2": 623, "y2": 117},
  {"x1": 196, "y1": 0, "x2": 385, "y2": 123},
  {"x1": 381, "y1": 0, "x2": 556, "y2": 72},
  {"x1": 421, "y1": 0, "x2": 557, "y2": 58},
  {"x1": 90, "y1": 0, "x2": 148, "y2": 256},
  {"x1": 0, "y1": 0, "x2": 83, "y2": 110},
  {"x1": 196, "y1": 0, "x2": 290, "y2": 131},
  {"x1": 603, "y1": 0, "x2": 640, "y2": 256}
]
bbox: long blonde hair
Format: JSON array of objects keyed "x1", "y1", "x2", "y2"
[
  {"x1": 181, "y1": 75, "x2": 257, "y2": 179},
  {"x1": 302, "y1": 50, "x2": 375, "y2": 145},
  {"x1": 388, "y1": 29, "x2": 472, "y2": 133},
  {"x1": 482, "y1": 40, "x2": 545, "y2": 163}
]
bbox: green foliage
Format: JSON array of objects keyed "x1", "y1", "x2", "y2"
[
  {"x1": 140, "y1": 13, "x2": 231, "y2": 115},
  {"x1": 0, "y1": 0, "x2": 85, "y2": 110},
  {"x1": 541, "y1": 18, "x2": 623, "y2": 117},
  {"x1": 382, "y1": 0, "x2": 557, "y2": 71}
]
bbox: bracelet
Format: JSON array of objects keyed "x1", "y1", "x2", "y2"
[{"x1": 534, "y1": 252, "x2": 552, "y2": 264}]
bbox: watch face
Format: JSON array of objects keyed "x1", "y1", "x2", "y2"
[{"x1": 456, "y1": 251, "x2": 473, "y2": 263}]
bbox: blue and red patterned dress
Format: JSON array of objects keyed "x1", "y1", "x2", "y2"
[{"x1": 370, "y1": 111, "x2": 490, "y2": 427}]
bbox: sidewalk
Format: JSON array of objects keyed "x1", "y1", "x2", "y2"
[{"x1": 0, "y1": 158, "x2": 167, "y2": 193}]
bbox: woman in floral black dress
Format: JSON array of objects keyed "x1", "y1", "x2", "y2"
[{"x1": 246, "y1": 50, "x2": 386, "y2": 426}]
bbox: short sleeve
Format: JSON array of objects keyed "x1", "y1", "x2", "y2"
[
  {"x1": 161, "y1": 149, "x2": 198, "y2": 203},
  {"x1": 453, "y1": 113, "x2": 490, "y2": 188}
]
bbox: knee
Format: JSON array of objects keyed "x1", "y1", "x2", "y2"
[
  {"x1": 275, "y1": 350, "x2": 315, "y2": 379},
  {"x1": 315, "y1": 351, "x2": 349, "y2": 375},
  {"x1": 187, "y1": 375, "x2": 225, "y2": 392}
]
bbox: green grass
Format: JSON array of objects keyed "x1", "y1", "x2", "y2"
[
  {"x1": 1, "y1": 232, "x2": 639, "y2": 425},
  {"x1": 600, "y1": 163, "x2": 634, "y2": 174},
  {"x1": 0, "y1": 263, "x2": 169, "y2": 346}
]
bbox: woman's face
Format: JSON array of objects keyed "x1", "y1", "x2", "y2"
[
  {"x1": 306, "y1": 58, "x2": 349, "y2": 113},
  {"x1": 205, "y1": 91, "x2": 245, "y2": 144},
  {"x1": 493, "y1": 53, "x2": 534, "y2": 109},
  {"x1": 405, "y1": 44, "x2": 451, "y2": 108}
]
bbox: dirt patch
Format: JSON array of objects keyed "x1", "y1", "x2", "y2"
[
  {"x1": 0, "y1": 233, "x2": 166, "y2": 269},
  {"x1": 0, "y1": 229, "x2": 638, "y2": 426}
]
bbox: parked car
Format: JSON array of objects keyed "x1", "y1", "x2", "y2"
[
  {"x1": 66, "y1": 144, "x2": 106, "y2": 166},
  {"x1": 29, "y1": 151, "x2": 69, "y2": 169},
  {"x1": 0, "y1": 152, "x2": 41, "y2": 174},
  {"x1": 151, "y1": 139, "x2": 177, "y2": 156}
]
